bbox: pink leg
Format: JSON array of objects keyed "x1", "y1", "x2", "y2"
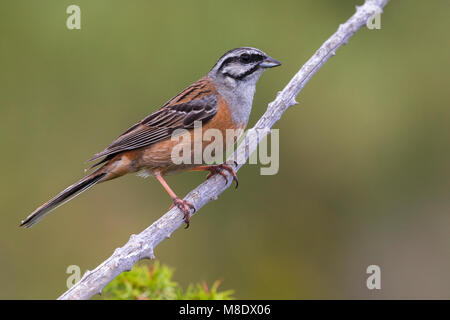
[{"x1": 156, "y1": 174, "x2": 195, "y2": 228}]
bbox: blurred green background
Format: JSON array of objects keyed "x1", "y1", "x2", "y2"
[{"x1": 1, "y1": 0, "x2": 450, "y2": 299}]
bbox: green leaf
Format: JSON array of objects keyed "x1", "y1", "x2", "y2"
[{"x1": 100, "y1": 261, "x2": 234, "y2": 300}]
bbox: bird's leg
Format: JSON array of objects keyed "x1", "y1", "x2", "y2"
[
  {"x1": 191, "y1": 162, "x2": 239, "y2": 188},
  {"x1": 155, "y1": 174, "x2": 195, "y2": 228}
]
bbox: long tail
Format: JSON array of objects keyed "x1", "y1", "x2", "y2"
[{"x1": 20, "y1": 168, "x2": 107, "y2": 228}]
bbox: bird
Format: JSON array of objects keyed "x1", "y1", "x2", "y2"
[{"x1": 20, "y1": 47, "x2": 281, "y2": 229}]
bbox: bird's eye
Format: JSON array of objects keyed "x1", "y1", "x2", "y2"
[{"x1": 240, "y1": 54, "x2": 251, "y2": 64}]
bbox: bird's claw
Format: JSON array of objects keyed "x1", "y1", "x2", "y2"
[
  {"x1": 172, "y1": 197, "x2": 195, "y2": 229},
  {"x1": 206, "y1": 163, "x2": 239, "y2": 189}
]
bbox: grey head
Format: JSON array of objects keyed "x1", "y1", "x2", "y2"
[
  {"x1": 209, "y1": 47, "x2": 281, "y2": 85},
  {"x1": 208, "y1": 47, "x2": 281, "y2": 125}
]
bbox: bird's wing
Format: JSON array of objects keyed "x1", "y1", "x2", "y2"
[{"x1": 88, "y1": 77, "x2": 218, "y2": 164}]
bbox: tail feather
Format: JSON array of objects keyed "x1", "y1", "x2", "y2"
[{"x1": 20, "y1": 170, "x2": 107, "y2": 228}]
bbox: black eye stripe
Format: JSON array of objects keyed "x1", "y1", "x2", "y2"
[
  {"x1": 241, "y1": 53, "x2": 264, "y2": 64},
  {"x1": 240, "y1": 53, "x2": 250, "y2": 63},
  {"x1": 218, "y1": 53, "x2": 265, "y2": 70},
  {"x1": 218, "y1": 56, "x2": 238, "y2": 70}
]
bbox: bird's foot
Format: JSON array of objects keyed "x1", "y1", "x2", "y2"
[
  {"x1": 205, "y1": 162, "x2": 239, "y2": 188},
  {"x1": 172, "y1": 197, "x2": 195, "y2": 229}
]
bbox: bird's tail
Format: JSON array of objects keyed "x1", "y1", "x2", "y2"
[{"x1": 20, "y1": 168, "x2": 107, "y2": 228}]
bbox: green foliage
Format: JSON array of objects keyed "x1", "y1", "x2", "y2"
[{"x1": 101, "y1": 261, "x2": 234, "y2": 300}]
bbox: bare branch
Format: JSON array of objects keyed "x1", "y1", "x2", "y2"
[{"x1": 58, "y1": 0, "x2": 389, "y2": 300}]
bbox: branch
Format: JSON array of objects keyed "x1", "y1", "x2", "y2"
[{"x1": 58, "y1": 0, "x2": 389, "y2": 300}]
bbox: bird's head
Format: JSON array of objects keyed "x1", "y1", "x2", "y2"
[{"x1": 209, "y1": 47, "x2": 281, "y2": 87}]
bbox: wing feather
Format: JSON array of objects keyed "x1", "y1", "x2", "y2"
[{"x1": 88, "y1": 77, "x2": 218, "y2": 163}]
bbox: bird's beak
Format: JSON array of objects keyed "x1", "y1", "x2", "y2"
[{"x1": 260, "y1": 56, "x2": 282, "y2": 68}]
